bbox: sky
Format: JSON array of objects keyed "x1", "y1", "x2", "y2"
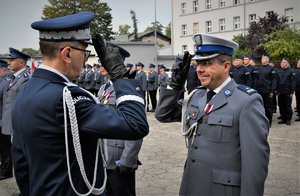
[{"x1": 0, "y1": 0, "x2": 171, "y2": 54}]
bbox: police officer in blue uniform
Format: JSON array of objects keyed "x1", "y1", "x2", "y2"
[
  {"x1": 97, "y1": 47, "x2": 144, "y2": 196},
  {"x1": 0, "y1": 60, "x2": 11, "y2": 179},
  {"x1": 135, "y1": 62, "x2": 147, "y2": 98},
  {"x1": 158, "y1": 64, "x2": 169, "y2": 89},
  {"x1": 77, "y1": 64, "x2": 87, "y2": 88},
  {"x1": 93, "y1": 63, "x2": 105, "y2": 96},
  {"x1": 11, "y1": 12, "x2": 148, "y2": 196},
  {"x1": 243, "y1": 54, "x2": 256, "y2": 88},
  {"x1": 147, "y1": 63, "x2": 158, "y2": 112},
  {"x1": 276, "y1": 57, "x2": 295, "y2": 125},
  {"x1": 1, "y1": 48, "x2": 30, "y2": 181},
  {"x1": 254, "y1": 53, "x2": 277, "y2": 127},
  {"x1": 155, "y1": 34, "x2": 269, "y2": 196}
]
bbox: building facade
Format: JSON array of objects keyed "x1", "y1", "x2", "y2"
[{"x1": 171, "y1": 0, "x2": 300, "y2": 55}]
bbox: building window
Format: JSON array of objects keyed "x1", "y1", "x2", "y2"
[
  {"x1": 249, "y1": 14, "x2": 257, "y2": 24},
  {"x1": 193, "y1": 0, "x2": 199, "y2": 12},
  {"x1": 206, "y1": 0, "x2": 212, "y2": 10},
  {"x1": 182, "y1": 24, "x2": 187, "y2": 36},
  {"x1": 193, "y1": 22, "x2": 199, "y2": 34},
  {"x1": 182, "y1": 45, "x2": 188, "y2": 53},
  {"x1": 206, "y1": 21, "x2": 212, "y2": 33},
  {"x1": 285, "y1": 8, "x2": 294, "y2": 23},
  {"x1": 181, "y1": 2, "x2": 187, "y2": 14},
  {"x1": 266, "y1": 11, "x2": 274, "y2": 18},
  {"x1": 233, "y1": 0, "x2": 241, "y2": 4},
  {"x1": 219, "y1": 0, "x2": 226, "y2": 8},
  {"x1": 219, "y1": 18, "x2": 226, "y2": 32},
  {"x1": 233, "y1": 16, "x2": 240, "y2": 30}
]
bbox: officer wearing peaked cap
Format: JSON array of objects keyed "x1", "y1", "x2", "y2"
[
  {"x1": 97, "y1": 46, "x2": 144, "y2": 196},
  {"x1": 1, "y1": 48, "x2": 30, "y2": 181},
  {"x1": 135, "y1": 62, "x2": 147, "y2": 98},
  {"x1": 158, "y1": 64, "x2": 169, "y2": 89},
  {"x1": 11, "y1": 12, "x2": 148, "y2": 196},
  {"x1": 0, "y1": 59, "x2": 11, "y2": 180},
  {"x1": 155, "y1": 33, "x2": 269, "y2": 196},
  {"x1": 147, "y1": 63, "x2": 158, "y2": 112}
]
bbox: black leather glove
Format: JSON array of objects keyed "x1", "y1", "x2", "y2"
[
  {"x1": 92, "y1": 34, "x2": 127, "y2": 82},
  {"x1": 169, "y1": 51, "x2": 192, "y2": 90}
]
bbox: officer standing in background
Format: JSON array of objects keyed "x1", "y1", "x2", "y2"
[
  {"x1": 158, "y1": 64, "x2": 169, "y2": 89},
  {"x1": 84, "y1": 64, "x2": 94, "y2": 93},
  {"x1": 93, "y1": 63, "x2": 104, "y2": 96},
  {"x1": 230, "y1": 54, "x2": 250, "y2": 85},
  {"x1": 276, "y1": 57, "x2": 295, "y2": 125},
  {"x1": 255, "y1": 53, "x2": 277, "y2": 127},
  {"x1": 295, "y1": 58, "x2": 300, "y2": 121},
  {"x1": 97, "y1": 46, "x2": 144, "y2": 196},
  {"x1": 243, "y1": 54, "x2": 255, "y2": 88},
  {"x1": 1, "y1": 48, "x2": 30, "y2": 180},
  {"x1": 11, "y1": 12, "x2": 148, "y2": 196},
  {"x1": 186, "y1": 60, "x2": 201, "y2": 94},
  {"x1": 135, "y1": 62, "x2": 147, "y2": 98},
  {"x1": 155, "y1": 33, "x2": 269, "y2": 196},
  {"x1": 77, "y1": 64, "x2": 86, "y2": 87},
  {"x1": 0, "y1": 60, "x2": 10, "y2": 180},
  {"x1": 146, "y1": 63, "x2": 158, "y2": 112}
]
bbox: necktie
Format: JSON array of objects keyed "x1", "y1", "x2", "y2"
[{"x1": 206, "y1": 91, "x2": 216, "y2": 103}]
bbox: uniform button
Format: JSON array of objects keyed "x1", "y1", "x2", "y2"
[
  {"x1": 197, "y1": 132, "x2": 201, "y2": 136},
  {"x1": 186, "y1": 116, "x2": 190, "y2": 120},
  {"x1": 218, "y1": 119, "x2": 222, "y2": 123},
  {"x1": 227, "y1": 177, "x2": 231, "y2": 183},
  {"x1": 194, "y1": 145, "x2": 198, "y2": 149},
  {"x1": 136, "y1": 87, "x2": 140, "y2": 91},
  {"x1": 191, "y1": 158, "x2": 196, "y2": 162}
]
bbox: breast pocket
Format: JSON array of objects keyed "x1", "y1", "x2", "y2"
[{"x1": 203, "y1": 114, "x2": 233, "y2": 143}]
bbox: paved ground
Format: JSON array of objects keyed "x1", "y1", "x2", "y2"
[{"x1": 1, "y1": 106, "x2": 299, "y2": 196}]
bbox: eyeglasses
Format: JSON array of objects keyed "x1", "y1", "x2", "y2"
[{"x1": 60, "y1": 46, "x2": 91, "y2": 62}]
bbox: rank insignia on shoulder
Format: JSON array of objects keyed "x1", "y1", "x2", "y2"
[
  {"x1": 23, "y1": 72, "x2": 29, "y2": 78},
  {"x1": 223, "y1": 89, "x2": 232, "y2": 97},
  {"x1": 237, "y1": 85, "x2": 257, "y2": 95}
]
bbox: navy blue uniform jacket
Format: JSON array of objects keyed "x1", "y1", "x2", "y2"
[{"x1": 11, "y1": 68, "x2": 149, "y2": 196}]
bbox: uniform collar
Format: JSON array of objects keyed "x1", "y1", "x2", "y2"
[
  {"x1": 38, "y1": 64, "x2": 70, "y2": 82},
  {"x1": 13, "y1": 68, "x2": 26, "y2": 77},
  {"x1": 207, "y1": 76, "x2": 231, "y2": 94}
]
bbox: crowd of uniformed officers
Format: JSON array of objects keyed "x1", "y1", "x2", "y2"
[{"x1": 230, "y1": 54, "x2": 300, "y2": 127}]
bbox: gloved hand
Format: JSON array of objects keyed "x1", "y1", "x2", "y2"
[
  {"x1": 169, "y1": 51, "x2": 192, "y2": 90},
  {"x1": 92, "y1": 34, "x2": 127, "y2": 82}
]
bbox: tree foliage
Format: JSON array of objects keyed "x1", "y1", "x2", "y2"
[
  {"x1": 144, "y1": 21, "x2": 164, "y2": 33},
  {"x1": 21, "y1": 48, "x2": 40, "y2": 57},
  {"x1": 118, "y1": 24, "x2": 131, "y2": 35},
  {"x1": 42, "y1": 0, "x2": 114, "y2": 40},
  {"x1": 233, "y1": 12, "x2": 288, "y2": 60},
  {"x1": 264, "y1": 27, "x2": 300, "y2": 64},
  {"x1": 130, "y1": 10, "x2": 139, "y2": 41},
  {"x1": 165, "y1": 22, "x2": 171, "y2": 38}
]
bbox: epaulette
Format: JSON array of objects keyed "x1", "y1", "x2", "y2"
[
  {"x1": 23, "y1": 72, "x2": 30, "y2": 78},
  {"x1": 5, "y1": 77, "x2": 11, "y2": 81},
  {"x1": 237, "y1": 85, "x2": 257, "y2": 95}
]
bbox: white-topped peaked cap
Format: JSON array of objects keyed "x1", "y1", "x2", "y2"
[
  {"x1": 192, "y1": 34, "x2": 239, "y2": 60},
  {"x1": 31, "y1": 12, "x2": 94, "y2": 43}
]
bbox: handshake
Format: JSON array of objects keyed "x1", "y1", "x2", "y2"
[{"x1": 92, "y1": 34, "x2": 129, "y2": 82}]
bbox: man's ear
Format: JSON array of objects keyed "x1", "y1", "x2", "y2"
[
  {"x1": 60, "y1": 47, "x2": 72, "y2": 64},
  {"x1": 224, "y1": 61, "x2": 231, "y2": 72}
]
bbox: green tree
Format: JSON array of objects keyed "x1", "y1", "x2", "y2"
[
  {"x1": 118, "y1": 24, "x2": 131, "y2": 35},
  {"x1": 21, "y1": 48, "x2": 39, "y2": 57},
  {"x1": 264, "y1": 27, "x2": 300, "y2": 64},
  {"x1": 42, "y1": 0, "x2": 114, "y2": 40},
  {"x1": 144, "y1": 21, "x2": 164, "y2": 33},
  {"x1": 165, "y1": 22, "x2": 171, "y2": 38},
  {"x1": 130, "y1": 10, "x2": 139, "y2": 41},
  {"x1": 233, "y1": 12, "x2": 288, "y2": 60}
]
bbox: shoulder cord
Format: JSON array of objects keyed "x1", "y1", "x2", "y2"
[
  {"x1": 180, "y1": 88, "x2": 198, "y2": 148},
  {"x1": 63, "y1": 86, "x2": 107, "y2": 195}
]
